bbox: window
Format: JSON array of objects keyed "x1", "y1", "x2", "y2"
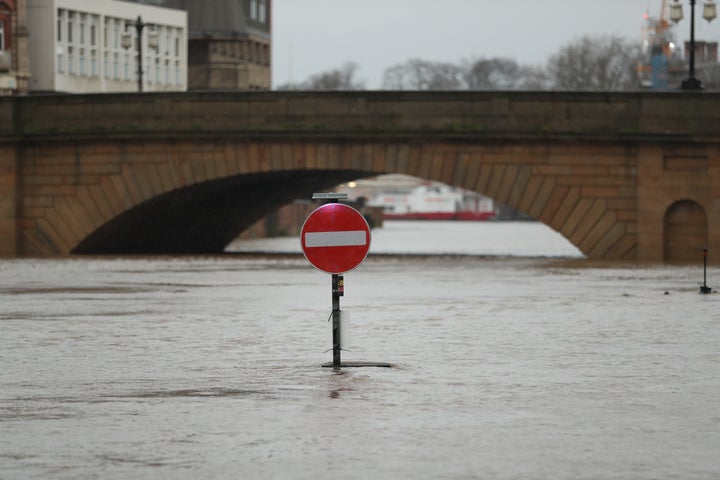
[
  {"x1": 104, "y1": 18, "x2": 110, "y2": 49},
  {"x1": 90, "y1": 20, "x2": 96, "y2": 47},
  {"x1": 57, "y1": 11, "x2": 65, "y2": 75},
  {"x1": 250, "y1": 0, "x2": 258, "y2": 20},
  {"x1": 67, "y1": 12, "x2": 74, "y2": 43},
  {"x1": 79, "y1": 14, "x2": 85, "y2": 45},
  {"x1": 123, "y1": 51, "x2": 130, "y2": 80},
  {"x1": 57, "y1": 10, "x2": 64, "y2": 42},
  {"x1": 103, "y1": 19, "x2": 109, "y2": 78},
  {"x1": 113, "y1": 19, "x2": 120, "y2": 49},
  {"x1": 89, "y1": 16, "x2": 98, "y2": 76},
  {"x1": 68, "y1": 46, "x2": 75, "y2": 74},
  {"x1": 91, "y1": 49, "x2": 97, "y2": 76},
  {"x1": 79, "y1": 47, "x2": 86, "y2": 75},
  {"x1": 259, "y1": 0, "x2": 267, "y2": 23},
  {"x1": 149, "y1": 53, "x2": 155, "y2": 85},
  {"x1": 0, "y1": 20, "x2": 4, "y2": 50}
]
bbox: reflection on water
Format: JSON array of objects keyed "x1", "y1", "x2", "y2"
[
  {"x1": 227, "y1": 219, "x2": 585, "y2": 257},
  {"x1": 1, "y1": 223, "x2": 719, "y2": 479}
]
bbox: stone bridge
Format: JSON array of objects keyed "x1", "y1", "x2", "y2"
[{"x1": 1, "y1": 91, "x2": 719, "y2": 262}]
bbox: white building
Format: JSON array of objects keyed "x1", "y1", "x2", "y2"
[{"x1": 27, "y1": 0, "x2": 187, "y2": 92}]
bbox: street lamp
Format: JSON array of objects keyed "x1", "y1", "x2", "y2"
[
  {"x1": 670, "y1": 0, "x2": 717, "y2": 90},
  {"x1": 121, "y1": 16, "x2": 159, "y2": 92}
]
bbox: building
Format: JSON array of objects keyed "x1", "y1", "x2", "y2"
[
  {"x1": 0, "y1": 0, "x2": 18, "y2": 93},
  {"x1": 684, "y1": 40, "x2": 718, "y2": 64},
  {"x1": 0, "y1": 0, "x2": 31, "y2": 95},
  {"x1": 163, "y1": 0, "x2": 271, "y2": 90},
  {"x1": 27, "y1": 0, "x2": 187, "y2": 93}
]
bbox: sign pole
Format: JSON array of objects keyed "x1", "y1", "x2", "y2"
[
  {"x1": 700, "y1": 247, "x2": 712, "y2": 294},
  {"x1": 331, "y1": 273, "x2": 341, "y2": 367}
]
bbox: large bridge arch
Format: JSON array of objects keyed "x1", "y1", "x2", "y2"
[
  {"x1": 21, "y1": 139, "x2": 379, "y2": 255},
  {"x1": 21, "y1": 138, "x2": 636, "y2": 258}
]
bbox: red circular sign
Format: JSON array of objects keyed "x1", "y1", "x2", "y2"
[{"x1": 300, "y1": 203, "x2": 371, "y2": 274}]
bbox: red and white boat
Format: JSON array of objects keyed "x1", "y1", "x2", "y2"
[{"x1": 368, "y1": 183, "x2": 495, "y2": 221}]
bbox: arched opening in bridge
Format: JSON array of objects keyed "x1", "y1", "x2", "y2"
[
  {"x1": 230, "y1": 174, "x2": 583, "y2": 258},
  {"x1": 73, "y1": 170, "x2": 373, "y2": 254},
  {"x1": 663, "y1": 200, "x2": 708, "y2": 263}
]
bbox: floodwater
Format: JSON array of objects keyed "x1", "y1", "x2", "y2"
[{"x1": 1, "y1": 222, "x2": 719, "y2": 479}]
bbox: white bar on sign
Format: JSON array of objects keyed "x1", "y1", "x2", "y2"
[{"x1": 305, "y1": 230, "x2": 367, "y2": 247}]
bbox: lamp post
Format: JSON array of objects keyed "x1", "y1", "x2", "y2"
[
  {"x1": 670, "y1": 0, "x2": 717, "y2": 90},
  {"x1": 121, "y1": 16, "x2": 159, "y2": 92}
]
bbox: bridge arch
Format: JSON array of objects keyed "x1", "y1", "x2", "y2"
[
  {"x1": 72, "y1": 169, "x2": 373, "y2": 254},
  {"x1": 22, "y1": 139, "x2": 636, "y2": 258},
  {"x1": 663, "y1": 199, "x2": 708, "y2": 262}
]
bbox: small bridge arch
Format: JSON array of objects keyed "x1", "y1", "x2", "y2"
[{"x1": 663, "y1": 199, "x2": 708, "y2": 262}]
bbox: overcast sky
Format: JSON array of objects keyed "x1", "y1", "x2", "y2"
[{"x1": 271, "y1": 0, "x2": 720, "y2": 88}]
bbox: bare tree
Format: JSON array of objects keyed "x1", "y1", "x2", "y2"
[
  {"x1": 463, "y1": 58, "x2": 519, "y2": 90},
  {"x1": 695, "y1": 62, "x2": 720, "y2": 90},
  {"x1": 462, "y1": 58, "x2": 550, "y2": 90},
  {"x1": 382, "y1": 59, "x2": 464, "y2": 90},
  {"x1": 547, "y1": 35, "x2": 642, "y2": 91},
  {"x1": 278, "y1": 35, "x2": 643, "y2": 92},
  {"x1": 276, "y1": 62, "x2": 366, "y2": 90},
  {"x1": 382, "y1": 57, "x2": 548, "y2": 91},
  {"x1": 275, "y1": 82, "x2": 301, "y2": 91},
  {"x1": 514, "y1": 65, "x2": 552, "y2": 90}
]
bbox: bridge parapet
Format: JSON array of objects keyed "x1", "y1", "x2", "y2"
[{"x1": 2, "y1": 92, "x2": 720, "y2": 143}]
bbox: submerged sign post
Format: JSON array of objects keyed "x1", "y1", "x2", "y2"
[{"x1": 301, "y1": 193, "x2": 371, "y2": 368}]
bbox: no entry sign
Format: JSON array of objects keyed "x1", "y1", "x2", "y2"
[{"x1": 301, "y1": 203, "x2": 371, "y2": 274}]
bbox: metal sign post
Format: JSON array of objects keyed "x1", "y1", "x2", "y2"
[
  {"x1": 300, "y1": 193, "x2": 375, "y2": 368},
  {"x1": 700, "y1": 247, "x2": 712, "y2": 294},
  {"x1": 331, "y1": 273, "x2": 343, "y2": 366}
]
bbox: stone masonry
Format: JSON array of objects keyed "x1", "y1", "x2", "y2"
[{"x1": 0, "y1": 91, "x2": 719, "y2": 261}]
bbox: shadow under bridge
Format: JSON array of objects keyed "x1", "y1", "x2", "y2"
[{"x1": 73, "y1": 170, "x2": 371, "y2": 254}]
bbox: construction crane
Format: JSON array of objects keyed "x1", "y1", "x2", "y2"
[{"x1": 638, "y1": 0, "x2": 684, "y2": 89}]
